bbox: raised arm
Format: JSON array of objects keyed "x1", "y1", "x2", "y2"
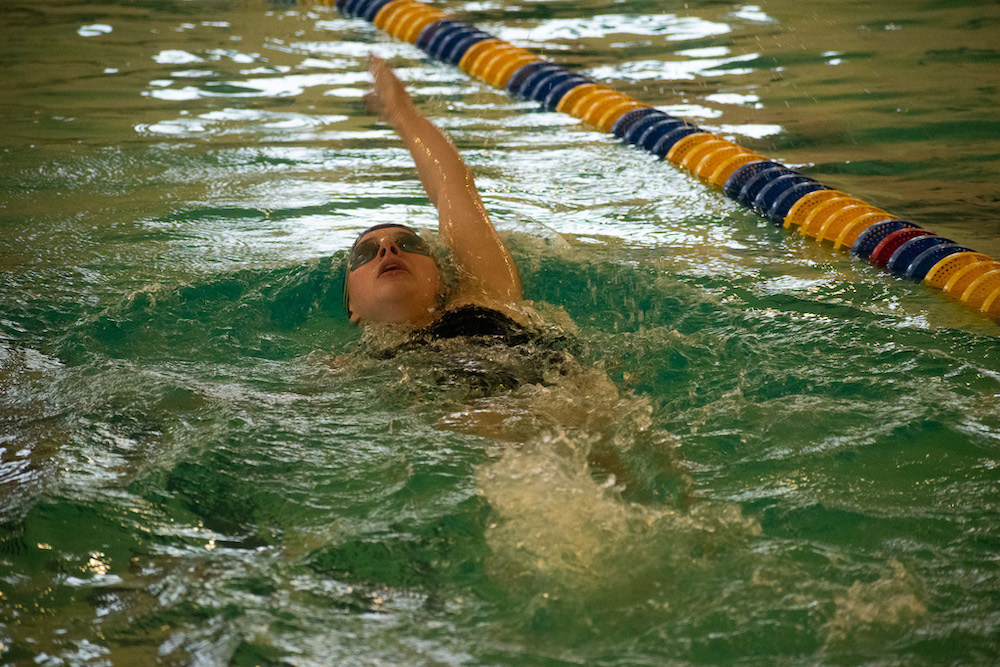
[{"x1": 367, "y1": 55, "x2": 522, "y2": 309}]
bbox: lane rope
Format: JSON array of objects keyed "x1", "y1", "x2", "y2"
[{"x1": 331, "y1": 0, "x2": 1000, "y2": 323}]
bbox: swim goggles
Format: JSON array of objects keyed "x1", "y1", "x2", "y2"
[{"x1": 348, "y1": 230, "x2": 432, "y2": 271}]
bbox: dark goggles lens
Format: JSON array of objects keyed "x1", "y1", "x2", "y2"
[{"x1": 349, "y1": 231, "x2": 431, "y2": 271}]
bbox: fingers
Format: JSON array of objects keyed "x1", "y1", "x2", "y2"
[
  {"x1": 365, "y1": 53, "x2": 415, "y2": 118},
  {"x1": 368, "y1": 53, "x2": 387, "y2": 78},
  {"x1": 366, "y1": 54, "x2": 390, "y2": 117},
  {"x1": 369, "y1": 53, "x2": 403, "y2": 95}
]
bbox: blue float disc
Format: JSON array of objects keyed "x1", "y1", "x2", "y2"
[
  {"x1": 651, "y1": 125, "x2": 702, "y2": 158},
  {"x1": 427, "y1": 24, "x2": 475, "y2": 60},
  {"x1": 415, "y1": 19, "x2": 454, "y2": 49},
  {"x1": 510, "y1": 63, "x2": 563, "y2": 97},
  {"x1": 850, "y1": 220, "x2": 921, "y2": 258},
  {"x1": 441, "y1": 30, "x2": 492, "y2": 64},
  {"x1": 359, "y1": 0, "x2": 394, "y2": 21},
  {"x1": 340, "y1": 0, "x2": 364, "y2": 17},
  {"x1": 622, "y1": 111, "x2": 673, "y2": 145},
  {"x1": 418, "y1": 21, "x2": 474, "y2": 58},
  {"x1": 542, "y1": 76, "x2": 592, "y2": 110},
  {"x1": 736, "y1": 165, "x2": 799, "y2": 208},
  {"x1": 635, "y1": 118, "x2": 687, "y2": 153},
  {"x1": 905, "y1": 243, "x2": 973, "y2": 281},
  {"x1": 722, "y1": 161, "x2": 782, "y2": 200},
  {"x1": 752, "y1": 174, "x2": 815, "y2": 215},
  {"x1": 886, "y1": 236, "x2": 953, "y2": 276},
  {"x1": 767, "y1": 181, "x2": 830, "y2": 224},
  {"x1": 523, "y1": 69, "x2": 574, "y2": 101},
  {"x1": 505, "y1": 61, "x2": 550, "y2": 94},
  {"x1": 611, "y1": 107, "x2": 660, "y2": 139}
]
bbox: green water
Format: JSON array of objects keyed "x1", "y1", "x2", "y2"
[{"x1": 3, "y1": 0, "x2": 1000, "y2": 664}]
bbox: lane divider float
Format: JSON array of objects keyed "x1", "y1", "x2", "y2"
[{"x1": 332, "y1": 0, "x2": 1000, "y2": 323}]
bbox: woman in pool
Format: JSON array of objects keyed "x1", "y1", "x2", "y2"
[
  {"x1": 343, "y1": 55, "x2": 599, "y2": 426},
  {"x1": 345, "y1": 55, "x2": 527, "y2": 336},
  {"x1": 343, "y1": 58, "x2": 689, "y2": 502}
]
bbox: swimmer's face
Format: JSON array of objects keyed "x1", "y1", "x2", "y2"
[{"x1": 345, "y1": 227, "x2": 443, "y2": 326}]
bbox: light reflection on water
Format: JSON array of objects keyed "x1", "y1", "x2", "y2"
[
  {"x1": 495, "y1": 12, "x2": 733, "y2": 43},
  {"x1": 2, "y1": 0, "x2": 1000, "y2": 664}
]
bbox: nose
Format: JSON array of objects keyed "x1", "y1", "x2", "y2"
[{"x1": 377, "y1": 238, "x2": 401, "y2": 257}]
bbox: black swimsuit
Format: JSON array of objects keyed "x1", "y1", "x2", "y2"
[
  {"x1": 419, "y1": 306, "x2": 532, "y2": 345},
  {"x1": 364, "y1": 305, "x2": 576, "y2": 397}
]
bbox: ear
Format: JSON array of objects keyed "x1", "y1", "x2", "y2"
[
  {"x1": 343, "y1": 270, "x2": 358, "y2": 323},
  {"x1": 345, "y1": 292, "x2": 359, "y2": 323}
]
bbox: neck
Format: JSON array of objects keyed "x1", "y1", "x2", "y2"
[{"x1": 361, "y1": 302, "x2": 438, "y2": 328}]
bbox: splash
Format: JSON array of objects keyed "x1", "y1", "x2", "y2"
[
  {"x1": 476, "y1": 430, "x2": 760, "y2": 595},
  {"x1": 824, "y1": 560, "x2": 927, "y2": 647}
]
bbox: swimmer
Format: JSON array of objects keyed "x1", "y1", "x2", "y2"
[
  {"x1": 341, "y1": 55, "x2": 598, "y2": 431},
  {"x1": 345, "y1": 55, "x2": 526, "y2": 334},
  {"x1": 340, "y1": 57, "x2": 692, "y2": 504}
]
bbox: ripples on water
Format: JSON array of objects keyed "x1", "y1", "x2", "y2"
[{"x1": 2, "y1": 0, "x2": 1000, "y2": 663}]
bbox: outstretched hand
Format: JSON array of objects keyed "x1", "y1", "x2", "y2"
[{"x1": 366, "y1": 54, "x2": 415, "y2": 121}]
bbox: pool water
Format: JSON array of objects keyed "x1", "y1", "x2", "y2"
[{"x1": 2, "y1": 0, "x2": 1000, "y2": 664}]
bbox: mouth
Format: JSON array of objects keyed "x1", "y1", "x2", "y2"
[{"x1": 377, "y1": 259, "x2": 407, "y2": 277}]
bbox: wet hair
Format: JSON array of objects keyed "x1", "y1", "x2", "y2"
[{"x1": 342, "y1": 223, "x2": 420, "y2": 317}]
